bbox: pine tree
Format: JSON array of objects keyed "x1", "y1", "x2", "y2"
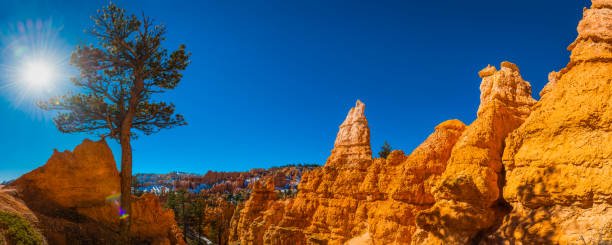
[
  {"x1": 378, "y1": 141, "x2": 392, "y2": 159},
  {"x1": 37, "y1": 3, "x2": 190, "y2": 241}
]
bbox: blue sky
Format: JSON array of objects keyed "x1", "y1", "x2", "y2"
[{"x1": 0, "y1": 0, "x2": 588, "y2": 181}]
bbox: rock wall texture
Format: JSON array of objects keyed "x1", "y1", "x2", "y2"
[
  {"x1": 488, "y1": 1, "x2": 612, "y2": 244},
  {"x1": 230, "y1": 60, "x2": 540, "y2": 244},
  {"x1": 413, "y1": 62, "x2": 537, "y2": 244},
  {"x1": 233, "y1": 178, "x2": 280, "y2": 245},
  {"x1": 9, "y1": 139, "x2": 186, "y2": 245}
]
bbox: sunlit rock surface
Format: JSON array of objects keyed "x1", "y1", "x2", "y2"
[
  {"x1": 221, "y1": 3, "x2": 612, "y2": 241},
  {"x1": 412, "y1": 61, "x2": 537, "y2": 244},
  {"x1": 4, "y1": 1, "x2": 609, "y2": 244},
  {"x1": 230, "y1": 101, "x2": 469, "y2": 244},
  {"x1": 489, "y1": 1, "x2": 612, "y2": 243},
  {"x1": 233, "y1": 178, "x2": 283, "y2": 245}
]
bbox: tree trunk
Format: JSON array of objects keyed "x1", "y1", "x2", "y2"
[
  {"x1": 182, "y1": 199, "x2": 187, "y2": 241},
  {"x1": 119, "y1": 126, "x2": 133, "y2": 243},
  {"x1": 119, "y1": 75, "x2": 141, "y2": 243}
]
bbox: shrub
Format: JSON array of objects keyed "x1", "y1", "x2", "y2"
[{"x1": 0, "y1": 211, "x2": 44, "y2": 245}]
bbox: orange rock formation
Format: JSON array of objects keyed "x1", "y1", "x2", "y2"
[
  {"x1": 9, "y1": 139, "x2": 185, "y2": 245},
  {"x1": 231, "y1": 4, "x2": 612, "y2": 239},
  {"x1": 413, "y1": 61, "x2": 537, "y2": 244},
  {"x1": 233, "y1": 178, "x2": 283, "y2": 244},
  {"x1": 230, "y1": 101, "x2": 470, "y2": 244},
  {"x1": 5, "y1": 1, "x2": 609, "y2": 244},
  {"x1": 490, "y1": 1, "x2": 612, "y2": 243},
  {"x1": 230, "y1": 43, "x2": 609, "y2": 244}
]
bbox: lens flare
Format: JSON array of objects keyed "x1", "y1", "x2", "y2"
[
  {"x1": 105, "y1": 192, "x2": 121, "y2": 202},
  {"x1": 106, "y1": 192, "x2": 130, "y2": 221}
]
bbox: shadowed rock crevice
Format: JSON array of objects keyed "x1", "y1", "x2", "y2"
[
  {"x1": 470, "y1": 164, "x2": 513, "y2": 245},
  {"x1": 484, "y1": 166, "x2": 557, "y2": 244}
]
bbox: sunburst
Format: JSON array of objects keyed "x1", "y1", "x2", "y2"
[{"x1": 0, "y1": 18, "x2": 70, "y2": 117}]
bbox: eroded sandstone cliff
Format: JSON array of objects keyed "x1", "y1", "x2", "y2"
[
  {"x1": 413, "y1": 62, "x2": 537, "y2": 244},
  {"x1": 489, "y1": 1, "x2": 612, "y2": 243},
  {"x1": 9, "y1": 139, "x2": 186, "y2": 245},
  {"x1": 231, "y1": 1, "x2": 612, "y2": 244},
  {"x1": 230, "y1": 101, "x2": 471, "y2": 244}
]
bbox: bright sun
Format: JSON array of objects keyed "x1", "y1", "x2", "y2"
[{"x1": 21, "y1": 60, "x2": 56, "y2": 88}]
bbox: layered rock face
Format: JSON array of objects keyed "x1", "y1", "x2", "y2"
[
  {"x1": 413, "y1": 62, "x2": 537, "y2": 244},
  {"x1": 9, "y1": 139, "x2": 185, "y2": 245},
  {"x1": 329, "y1": 100, "x2": 372, "y2": 166},
  {"x1": 259, "y1": 100, "x2": 379, "y2": 244},
  {"x1": 490, "y1": 1, "x2": 612, "y2": 243},
  {"x1": 361, "y1": 120, "x2": 466, "y2": 244}
]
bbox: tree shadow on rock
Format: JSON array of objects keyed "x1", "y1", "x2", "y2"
[{"x1": 482, "y1": 166, "x2": 558, "y2": 244}]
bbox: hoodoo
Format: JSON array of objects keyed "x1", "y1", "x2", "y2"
[
  {"x1": 229, "y1": 9, "x2": 612, "y2": 240},
  {"x1": 413, "y1": 62, "x2": 537, "y2": 244},
  {"x1": 231, "y1": 101, "x2": 472, "y2": 244}
]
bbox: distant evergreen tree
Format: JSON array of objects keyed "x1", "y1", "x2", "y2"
[
  {"x1": 189, "y1": 197, "x2": 205, "y2": 240},
  {"x1": 165, "y1": 191, "x2": 177, "y2": 211},
  {"x1": 174, "y1": 190, "x2": 189, "y2": 237},
  {"x1": 378, "y1": 141, "x2": 392, "y2": 159}
]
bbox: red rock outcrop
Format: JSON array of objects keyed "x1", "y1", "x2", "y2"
[
  {"x1": 413, "y1": 62, "x2": 536, "y2": 244},
  {"x1": 489, "y1": 1, "x2": 612, "y2": 243},
  {"x1": 9, "y1": 139, "x2": 186, "y2": 245}
]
